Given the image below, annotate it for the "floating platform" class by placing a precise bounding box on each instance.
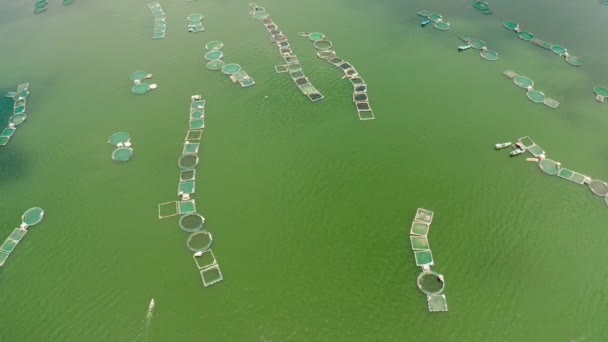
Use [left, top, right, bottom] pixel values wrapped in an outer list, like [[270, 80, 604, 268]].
[[1, 207, 45, 267]]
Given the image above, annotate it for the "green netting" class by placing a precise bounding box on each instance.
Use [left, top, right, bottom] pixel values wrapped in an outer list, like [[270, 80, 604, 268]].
[[132, 83, 151, 95], [570, 172, 586, 185], [221, 63, 241, 75], [191, 100, 206, 109], [178, 154, 199, 170], [200, 264, 223, 287], [593, 86, 608, 97], [178, 200, 196, 214], [540, 42, 552, 49], [9, 229, 27, 242], [480, 50, 498, 61], [14, 106, 25, 114], [22, 207, 44, 226], [205, 41, 224, 50], [0, 251, 9, 266], [428, 294, 448, 312], [589, 180, 608, 197], [0, 137, 9, 146], [254, 11, 269, 20], [517, 31, 534, 41], [186, 231, 213, 252], [415, 208, 434, 224], [558, 168, 574, 180], [179, 213, 205, 233], [503, 21, 519, 30], [434, 22, 450, 31], [112, 147, 134, 162], [189, 119, 205, 129], [544, 98, 559, 109], [551, 45, 567, 56], [130, 71, 149, 82], [62, 0, 75, 5], [193, 249, 216, 269], [308, 32, 324, 41], [410, 222, 429, 237], [204, 50, 223, 61], [178, 181, 196, 195], [410, 236, 430, 251], [16, 90, 29, 100], [0, 239, 18, 253], [514, 76, 534, 88], [414, 250, 434, 266], [240, 78, 255, 87], [417, 271, 445, 295], [190, 110, 204, 119], [527, 90, 546, 103], [9, 114, 27, 126], [527, 145, 544, 157], [313, 40, 332, 50], [187, 13, 203, 21], [1, 128, 16, 138], [469, 39, 486, 50], [539, 159, 559, 175], [428, 13, 442, 22], [35, 0, 47, 8], [473, 1, 489, 9], [189, 25, 205, 33], [566, 56, 582, 66], [108, 132, 130, 146], [180, 169, 196, 182], [153, 32, 165, 40], [183, 142, 200, 154]]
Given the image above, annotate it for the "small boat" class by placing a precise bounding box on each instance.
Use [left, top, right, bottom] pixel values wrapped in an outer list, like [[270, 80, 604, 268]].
[[495, 142, 512, 149], [510, 147, 525, 156], [148, 299, 155, 312], [421, 19, 430, 27], [458, 45, 472, 51]]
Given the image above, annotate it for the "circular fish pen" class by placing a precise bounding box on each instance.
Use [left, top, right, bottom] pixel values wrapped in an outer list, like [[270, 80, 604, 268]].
[[187, 13, 203, 21], [206, 60, 225, 71], [178, 154, 199, 170], [112, 147, 134, 162], [480, 50, 498, 61], [186, 230, 213, 252], [317, 50, 336, 59], [179, 213, 205, 233], [503, 21, 519, 30], [308, 32, 324, 41], [538, 159, 559, 175], [527, 90, 546, 103], [22, 207, 44, 227], [434, 22, 450, 31], [34, 0, 47, 14], [313, 40, 332, 50], [108, 132, 130, 146], [221, 63, 241, 75], [470, 39, 486, 50], [132, 83, 151, 95], [130, 71, 149, 82], [551, 45, 567, 56], [428, 13, 442, 22], [204, 50, 223, 61], [593, 86, 608, 97], [473, 1, 490, 10], [565, 55, 582, 66], [513, 76, 534, 88], [205, 41, 223, 51], [9, 113, 27, 126], [589, 180, 608, 197], [517, 31, 534, 41], [417, 271, 445, 296]]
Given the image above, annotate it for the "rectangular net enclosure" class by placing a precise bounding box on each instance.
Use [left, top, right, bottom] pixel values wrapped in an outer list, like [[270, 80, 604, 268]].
[[191, 100, 206, 109], [518, 136, 535, 148], [0, 250, 9, 266], [275, 65, 288, 73], [427, 294, 448, 312], [0, 239, 18, 253], [543, 98, 559, 109], [558, 168, 574, 180], [527, 144, 545, 157], [178, 181, 196, 195], [414, 250, 434, 266], [189, 119, 205, 129], [178, 200, 197, 214], [410, 235, 430, 251], [358, 110, 375, 121], [158, 201, 179, 219], [458, 35, 471, 42], [570, 172, 587, 185], [417, 10, 432, 17], [414, 208, 434, 224], [185, 129, 203, 141], [183, 142, 200, 154], [200, 264, 223, 287], [193, 249, 217, 269], [180, 169, 196, 182], [502, 70, 519, 79], [17, 83, 29, 92], [8, 228, 27, 242], [410, 221, 430, 236]]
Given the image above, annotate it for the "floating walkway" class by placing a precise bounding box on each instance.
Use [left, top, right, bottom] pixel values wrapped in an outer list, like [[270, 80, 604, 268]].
[[187, 13, 204, 33], [503, 137, 608, 208], [0, 207, 45, 267], [407, 208, 447, 312], [249, 3, 323, 101], [458, 35, 499, 61], [108, 132, 134, 162], [472, 1, 492, 15], [157, 95, 223, 287], [2, 83, 31, 146], [417, 10, 450, 31], [148, 3, 166, 40], [129, 71, 157, 95], [503, 21, 581, 67], [502, 70, 559, 108], [299, 32, 374, 120], [593, 86, 608, 103], [204, 41, 255, 88]]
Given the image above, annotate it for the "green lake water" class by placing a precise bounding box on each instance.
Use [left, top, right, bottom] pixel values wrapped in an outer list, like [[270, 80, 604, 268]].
[[1, 0, 608, 340]]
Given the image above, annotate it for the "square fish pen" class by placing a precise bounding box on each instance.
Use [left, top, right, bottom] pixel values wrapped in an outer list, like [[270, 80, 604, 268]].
[[410, 235, 430, 251], [158, 201, 179, 219], [414, 250, 434, 267], [193, 249, 217, 269], [183, 142, 200, 154], [180, 169, 196, 182], [414, 208, 434, 224], [518, 136, 536, 148], [526, 144, 545, 157], [178, 181, 196, 195], [185, 129, 203, 141], [410, 221, 430, 236], [427, 294, 448, 312], [178, 199, 197, 214], [200, 264, 224, 287], [0, 228, 28, 266]]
